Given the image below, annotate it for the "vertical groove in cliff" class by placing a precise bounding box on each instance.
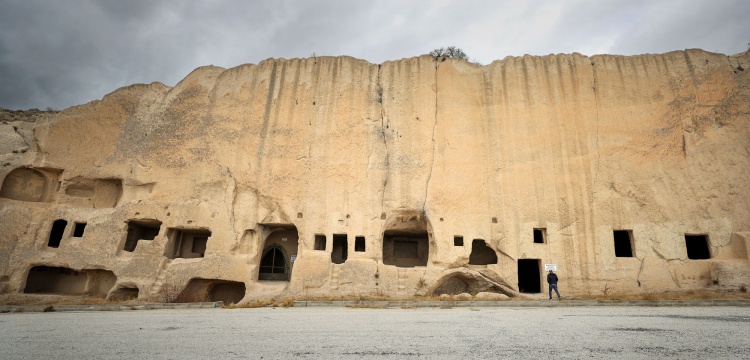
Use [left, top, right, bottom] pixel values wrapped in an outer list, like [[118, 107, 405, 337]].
[[423, 58, 438, 212], [480, 66, 500, 240], [377, 64, 389, 214], [225, 167, 238, 241], [256, 60, 279, 166], [591, 57, 601, 199]]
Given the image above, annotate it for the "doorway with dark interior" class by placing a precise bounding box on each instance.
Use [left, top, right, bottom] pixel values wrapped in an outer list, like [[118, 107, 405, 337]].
[[331, 234, 348, 264], [517, 259, 541, 293]]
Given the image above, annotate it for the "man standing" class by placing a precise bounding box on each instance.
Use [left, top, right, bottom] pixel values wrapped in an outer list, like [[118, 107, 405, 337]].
[[547, 269, 561, 300]]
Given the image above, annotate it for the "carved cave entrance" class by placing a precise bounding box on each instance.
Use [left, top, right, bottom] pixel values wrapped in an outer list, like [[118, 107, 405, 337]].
[[123, 219, 162, 252], [685, 234, 711, 260], [258, 225, 298, 281], [24, 266, 117, 297], [178, 278, 246, 304], [47, 219, 68, 248], [381, 210, 432, 268], [165, 228, 211, 259], [614, 230, 634, 257], [331, 234, 348, 264], [468, 239, 498, 265], [383, 231, 429, 267], [517, 259, 541, 293], [259, 245, 289, 281]]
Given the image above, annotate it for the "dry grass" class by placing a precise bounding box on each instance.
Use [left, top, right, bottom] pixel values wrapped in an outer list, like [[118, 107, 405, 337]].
[[416, 277, 427, 290], [576, 289, 750, 301], [438, 298, 457, 309], [415, 293, 516, 302], [0, 294, 145, 306], [349, 303, 387, 309], [159, 281, 185, 303], [297, 293, 394, 302], [224, 297, 295, 309], [225, 299, 275, 309], [7, 287, 748, 308], [173, 291, 209, 304]]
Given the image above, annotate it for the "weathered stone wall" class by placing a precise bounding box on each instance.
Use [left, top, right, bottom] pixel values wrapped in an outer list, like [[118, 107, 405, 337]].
[[1, 49, 749, 301]]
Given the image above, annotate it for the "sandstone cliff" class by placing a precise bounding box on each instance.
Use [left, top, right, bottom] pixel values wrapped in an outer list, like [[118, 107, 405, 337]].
[[1, 49, 749, 303]]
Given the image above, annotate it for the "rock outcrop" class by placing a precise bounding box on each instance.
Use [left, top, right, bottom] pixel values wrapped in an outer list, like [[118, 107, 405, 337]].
[[1, 49, 749, 302]]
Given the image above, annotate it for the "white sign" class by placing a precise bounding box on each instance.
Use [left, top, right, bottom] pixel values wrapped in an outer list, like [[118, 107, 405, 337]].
[[290, 255, 297, 263], [544, 264, 557, 272]]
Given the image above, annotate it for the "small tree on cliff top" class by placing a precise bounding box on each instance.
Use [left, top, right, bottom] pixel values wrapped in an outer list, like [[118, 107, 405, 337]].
[[430, 46, 469, 60]]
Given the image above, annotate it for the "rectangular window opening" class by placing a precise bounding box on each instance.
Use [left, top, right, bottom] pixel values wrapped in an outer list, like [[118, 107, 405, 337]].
[[165, 228, 212, 259], [454, 236, 464, 246], [613, 230, 634, 257], [72, 222, 87, 237], [685, 234, 711, 260], [314, 234, 326, 251], [123, 220, 162, 252], [354, 236, 366, 252], [47, 219, 68, 248], [533, 228, 546, 244]]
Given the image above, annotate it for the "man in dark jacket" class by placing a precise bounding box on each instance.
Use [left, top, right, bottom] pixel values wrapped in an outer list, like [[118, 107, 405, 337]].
[[547, 269, 561, 300]]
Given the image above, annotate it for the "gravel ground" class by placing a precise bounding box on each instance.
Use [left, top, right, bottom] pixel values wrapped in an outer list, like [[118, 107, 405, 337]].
[[2, 306, 749, 359]]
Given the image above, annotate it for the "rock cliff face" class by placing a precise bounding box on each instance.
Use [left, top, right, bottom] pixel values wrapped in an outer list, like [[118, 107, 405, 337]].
[[1, 49, 749, 302]]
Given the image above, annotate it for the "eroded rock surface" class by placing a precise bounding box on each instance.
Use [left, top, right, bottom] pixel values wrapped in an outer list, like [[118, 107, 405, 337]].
[[1, 49, 749, 303]]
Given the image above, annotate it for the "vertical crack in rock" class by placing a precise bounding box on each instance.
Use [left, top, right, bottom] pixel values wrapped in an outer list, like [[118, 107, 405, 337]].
[[635, 256, 646, 287], [590, 57, 601, 200], [636, 250, 683, 289], [224, 167, 239, 241], [423, 59, 438, 212], [377, 64, 389, 213]]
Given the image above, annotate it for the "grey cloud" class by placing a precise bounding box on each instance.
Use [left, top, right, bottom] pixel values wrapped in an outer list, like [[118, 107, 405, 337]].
[[0, 0, 747, 110], [611, 0, 750, 55]]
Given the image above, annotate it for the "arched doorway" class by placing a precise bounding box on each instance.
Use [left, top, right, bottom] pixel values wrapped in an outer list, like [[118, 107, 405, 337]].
[[258, 245, 289, 281], [257, 225, 299, 281]]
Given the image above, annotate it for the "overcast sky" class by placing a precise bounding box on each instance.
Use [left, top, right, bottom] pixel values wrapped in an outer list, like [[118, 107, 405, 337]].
[[1, 0, 748, 110]]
